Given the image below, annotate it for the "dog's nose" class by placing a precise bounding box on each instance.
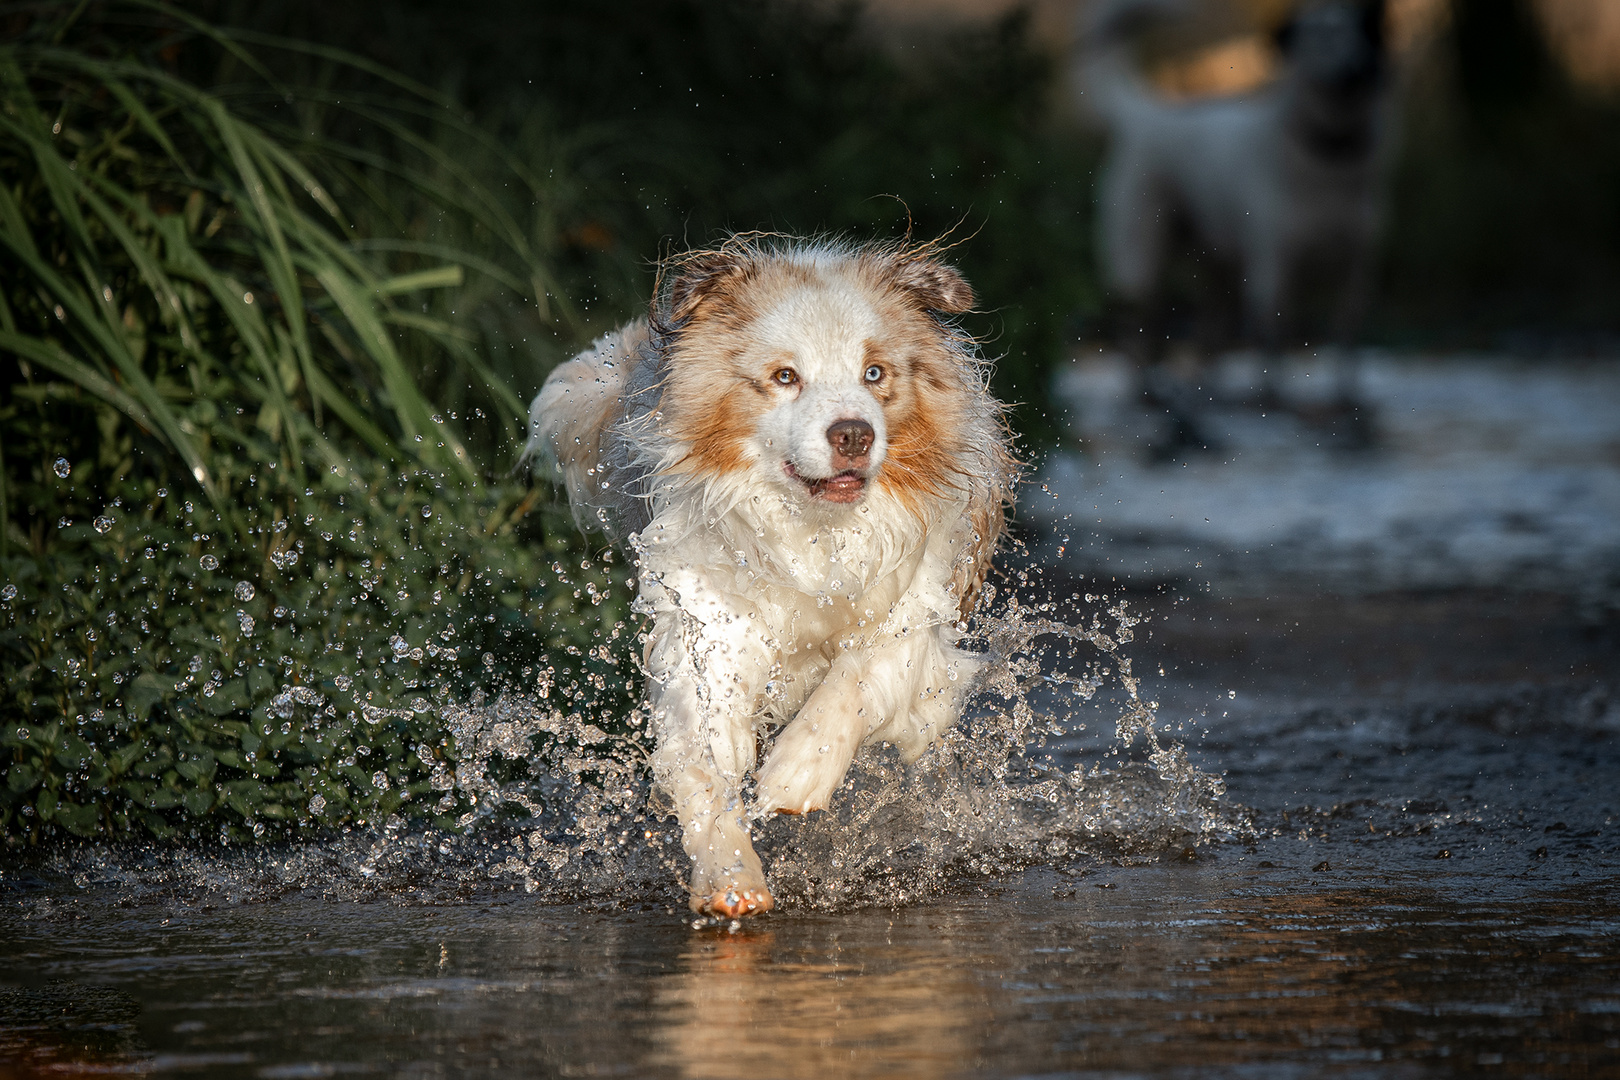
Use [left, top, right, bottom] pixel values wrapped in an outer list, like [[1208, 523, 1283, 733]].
[[826, 418, 874, 463]]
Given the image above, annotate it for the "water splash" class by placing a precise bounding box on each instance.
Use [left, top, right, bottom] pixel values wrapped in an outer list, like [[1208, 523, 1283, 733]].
[[21, 590, 1240, 914], [751, 600, 1235, 911]]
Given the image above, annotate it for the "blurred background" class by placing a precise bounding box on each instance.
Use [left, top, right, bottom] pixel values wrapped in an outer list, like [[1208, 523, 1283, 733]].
[[197, 0, 1620, 425], [8, 0, 1619, 490]]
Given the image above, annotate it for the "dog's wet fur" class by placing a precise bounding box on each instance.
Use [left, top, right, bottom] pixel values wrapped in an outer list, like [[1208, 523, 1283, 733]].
[[528, 236, 1016, 917]]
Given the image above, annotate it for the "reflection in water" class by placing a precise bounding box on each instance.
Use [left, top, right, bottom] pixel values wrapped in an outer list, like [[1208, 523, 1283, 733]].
[[653, 928, 981, 1080], [0, 982, 146, 1078], [1, 869, 1618, 1077]]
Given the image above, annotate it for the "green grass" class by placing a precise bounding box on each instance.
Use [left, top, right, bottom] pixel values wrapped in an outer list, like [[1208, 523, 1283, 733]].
[[0, 3, 632, 845]]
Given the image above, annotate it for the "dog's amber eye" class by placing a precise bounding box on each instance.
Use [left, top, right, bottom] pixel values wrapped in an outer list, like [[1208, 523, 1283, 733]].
[[773, 368, 799, 386], [864, 364, 884, 384]]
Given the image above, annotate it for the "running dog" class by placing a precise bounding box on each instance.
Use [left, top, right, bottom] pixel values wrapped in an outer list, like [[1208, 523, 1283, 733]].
[[527, 236, 1017, 917]]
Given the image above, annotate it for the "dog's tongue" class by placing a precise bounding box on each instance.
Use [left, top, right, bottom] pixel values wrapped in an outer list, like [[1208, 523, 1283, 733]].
[[810, 471, 866, 502]]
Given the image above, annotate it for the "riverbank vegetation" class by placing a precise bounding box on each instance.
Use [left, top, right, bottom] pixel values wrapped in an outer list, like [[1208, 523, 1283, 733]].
[[0, 4, 633, 844], [0, 0, 1093, 845]]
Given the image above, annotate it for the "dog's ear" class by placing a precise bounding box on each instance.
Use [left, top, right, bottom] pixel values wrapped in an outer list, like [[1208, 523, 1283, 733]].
[[888, 257, 975, 314], [669, 251, 752, 324]]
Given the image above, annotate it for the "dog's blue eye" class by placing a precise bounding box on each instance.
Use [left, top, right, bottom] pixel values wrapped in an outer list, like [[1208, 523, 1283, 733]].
[[864, 364, 883, 383], [774, 368, 798, 386]]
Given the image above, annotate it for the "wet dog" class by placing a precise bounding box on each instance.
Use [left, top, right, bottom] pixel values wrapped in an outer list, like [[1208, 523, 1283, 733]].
[[527, 236, 1017, 917], [1079, 0, 1392, 442]]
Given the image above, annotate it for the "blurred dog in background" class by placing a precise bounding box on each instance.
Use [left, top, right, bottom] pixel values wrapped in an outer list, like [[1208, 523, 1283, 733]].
[[1078, 0, 1393, 451]]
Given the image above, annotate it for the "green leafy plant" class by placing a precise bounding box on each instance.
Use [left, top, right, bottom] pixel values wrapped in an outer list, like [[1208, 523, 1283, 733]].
[[0, 4, 633, 845]]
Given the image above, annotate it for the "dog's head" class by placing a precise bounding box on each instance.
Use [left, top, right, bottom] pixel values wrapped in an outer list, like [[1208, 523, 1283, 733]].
[[651, 237, 982, 514], [1276, 0, 1386, 95]]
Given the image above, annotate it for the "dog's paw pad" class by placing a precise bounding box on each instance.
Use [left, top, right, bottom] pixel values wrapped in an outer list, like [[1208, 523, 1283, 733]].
[[697, 887, 775, 919]]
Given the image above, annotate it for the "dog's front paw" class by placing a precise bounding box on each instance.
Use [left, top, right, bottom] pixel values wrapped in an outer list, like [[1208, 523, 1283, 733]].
[[753, 721, 857, 816], [685, 812, 774, 917], [695, 886, 775, 919]]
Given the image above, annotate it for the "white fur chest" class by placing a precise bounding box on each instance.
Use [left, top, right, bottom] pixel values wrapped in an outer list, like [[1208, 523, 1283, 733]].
[[639, 482, 942, 624]]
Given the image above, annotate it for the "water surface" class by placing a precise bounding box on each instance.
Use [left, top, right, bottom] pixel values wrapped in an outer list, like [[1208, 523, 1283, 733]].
[[4, 589, 1618, 1078]]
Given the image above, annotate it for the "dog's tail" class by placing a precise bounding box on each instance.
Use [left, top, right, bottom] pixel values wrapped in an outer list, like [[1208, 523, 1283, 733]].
[[1075, 0, 1184, 126], [525, 319, 648, 532]]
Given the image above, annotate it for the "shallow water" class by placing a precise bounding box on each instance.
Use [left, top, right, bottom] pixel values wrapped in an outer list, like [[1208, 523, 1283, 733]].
[[1040, 351, 1620, 601], [4, 589, 1619, 1077], [5, 865, 1618, 1079]]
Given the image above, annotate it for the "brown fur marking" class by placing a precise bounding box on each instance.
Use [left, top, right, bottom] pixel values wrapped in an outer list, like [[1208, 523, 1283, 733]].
[[654, 238, 1016, 584]]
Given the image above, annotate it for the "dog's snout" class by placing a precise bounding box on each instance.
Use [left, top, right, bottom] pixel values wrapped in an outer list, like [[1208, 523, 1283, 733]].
[[827, 418, 874, 462]]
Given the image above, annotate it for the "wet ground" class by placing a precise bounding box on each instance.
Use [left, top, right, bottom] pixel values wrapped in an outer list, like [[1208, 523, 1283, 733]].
[[3, 585, 1617, 1079]]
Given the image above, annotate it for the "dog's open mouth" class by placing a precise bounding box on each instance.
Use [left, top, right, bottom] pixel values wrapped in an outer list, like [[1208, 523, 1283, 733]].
[[784, 462, 867, 503]]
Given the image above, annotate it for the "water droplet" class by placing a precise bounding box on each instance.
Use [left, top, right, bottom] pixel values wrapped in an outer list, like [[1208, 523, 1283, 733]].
[[421, 505, 432, 518], [308, 795, 327, 815], [53, 458, 71, 479], [199, 554, 219, 571], [334, 675, 353, 691], [235, 581, 256, 602], [371, 771, 390, 790], [93, 515, 116, 534], [390, 635, 410, 657], [236, 612, 255, 636], [0, 585, 14, 601]]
